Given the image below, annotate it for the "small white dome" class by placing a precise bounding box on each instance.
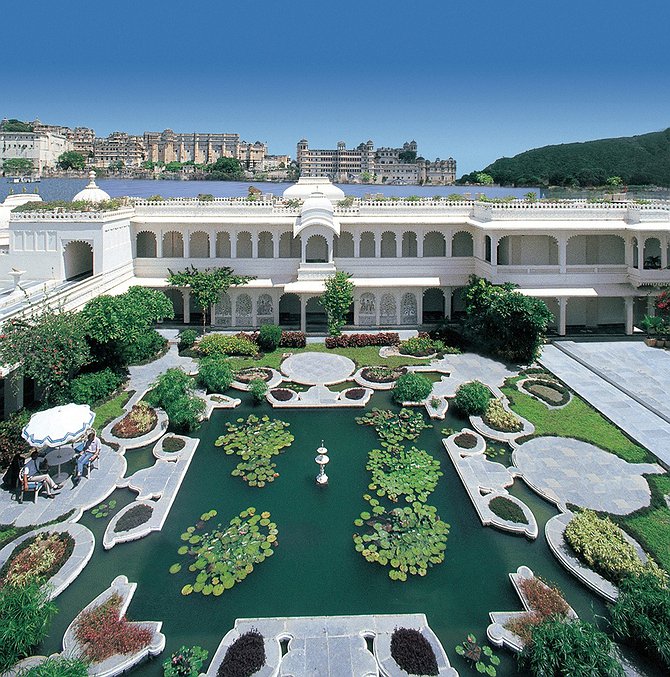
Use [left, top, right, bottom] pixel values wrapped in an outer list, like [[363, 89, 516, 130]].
[[72, 171, 111, 203], [302, 191, 334, 214], [283, 177, 345, 202]]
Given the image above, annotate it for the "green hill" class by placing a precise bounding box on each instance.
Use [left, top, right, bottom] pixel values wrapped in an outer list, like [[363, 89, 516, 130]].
[[463, 128, 670, 187]]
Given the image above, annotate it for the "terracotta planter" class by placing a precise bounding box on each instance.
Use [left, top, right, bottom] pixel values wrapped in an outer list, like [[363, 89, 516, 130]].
[[656, 339, 666, 348], [645, 337, 657, 347]]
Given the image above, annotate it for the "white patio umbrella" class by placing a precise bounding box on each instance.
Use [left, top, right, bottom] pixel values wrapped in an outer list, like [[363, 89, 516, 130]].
[[22, 403, 95, 448]]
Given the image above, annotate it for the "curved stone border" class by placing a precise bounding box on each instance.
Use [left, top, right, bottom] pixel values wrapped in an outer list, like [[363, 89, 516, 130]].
[[424, 396, 448, 420], [266, 387, 299, 405], [63, 575, 165, 677], [353, 367, 398, 391], [516, 377, 572, 409], [281, 352, 356, 386], [204, 627, 281, 677], [103, 437, 199, 549], [444, 433, 538, 539], [231, 368, 283, 391], [102, 407, 169, 451], [339, 387, 374, 406], [267, 385, 373, 408], [470, 403, 534, 443], [0, 522, 94, 600], [202, 393, 241, 419], [487, 565, 578, 654], [450, 429, 487, 456]]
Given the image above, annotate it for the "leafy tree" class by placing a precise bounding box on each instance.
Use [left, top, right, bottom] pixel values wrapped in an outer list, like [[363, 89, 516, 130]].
[[521, 618, 623, 677], [0, 582, 58, 671], [142, 160, 156, 170], [475, 172, 494, 185], [167, 266, 253, 332], [146, 368, 204, 432], [2, 158, 34, 175], [0, 307, 90, 404], [205, 157, 244, 180], [197, 357, 234, 393], [398, 150, 417, 163], [0, 119, 34, 132], [249, 378, 268, 403], [463, 276, 553, 363], [57, 151, 86, 170], [606, 175, 623, 189], [165, 161, 184, 172], [108, 160, 124, 171], [320, 271, 354, 336]]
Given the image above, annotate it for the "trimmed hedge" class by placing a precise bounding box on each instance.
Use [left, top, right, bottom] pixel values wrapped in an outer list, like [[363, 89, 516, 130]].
[[258, 324, 282, 352], [69, 368, 125, 406], [489, 496, 528, 524], [325, 332, 400, 348], [454, 381, 491, 416], [278, 331, 306, 348], [392, 372, 433, 403], [197, 334, 258, 357]]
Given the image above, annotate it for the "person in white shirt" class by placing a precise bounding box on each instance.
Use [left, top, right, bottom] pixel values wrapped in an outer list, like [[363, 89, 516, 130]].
[[22, 451, 62, 498]]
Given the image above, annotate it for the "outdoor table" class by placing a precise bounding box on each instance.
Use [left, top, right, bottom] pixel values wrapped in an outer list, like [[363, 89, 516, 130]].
[[45, 446, 76, 484]]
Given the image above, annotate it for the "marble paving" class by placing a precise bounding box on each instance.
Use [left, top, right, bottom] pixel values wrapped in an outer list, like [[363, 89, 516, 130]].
[[281, 352, 356, 385], [540, 343, 670, 467], [513, 437, 663, 514]]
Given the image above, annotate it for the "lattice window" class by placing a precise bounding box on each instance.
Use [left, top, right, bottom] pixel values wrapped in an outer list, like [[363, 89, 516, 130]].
[[380, 293, 397, 324], [257, 294, 273, 318], [359, 293, 376, 326], [215, 293, 232, 327], [401, 293, 417, 325], [235, 294, 252, 323]]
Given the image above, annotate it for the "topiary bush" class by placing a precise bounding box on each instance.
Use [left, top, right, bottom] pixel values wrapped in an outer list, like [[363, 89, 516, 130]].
[[248, 379, 268, 403], [217, 630, 265, 677], [257, 324, 282, 352], [390, 628, 438, 676], [178, 329, 199, 352], [454, 381, 491, 416], [68, 368, 125, 406], [197, 334, 258, 357], [198, 357, 234, 393], [392, 373, 433, 403]]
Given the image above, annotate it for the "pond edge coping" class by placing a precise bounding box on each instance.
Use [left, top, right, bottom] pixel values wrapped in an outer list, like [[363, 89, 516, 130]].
[[62, 575, 165, 677], [230, 367, 283, 391], [0, 522, 95, 600], [101, 407, 168, 452]]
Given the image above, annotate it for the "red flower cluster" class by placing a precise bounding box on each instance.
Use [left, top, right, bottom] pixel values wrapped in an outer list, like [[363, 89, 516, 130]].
[[325, 332, 400, 348], [656, 290, 670, 316]]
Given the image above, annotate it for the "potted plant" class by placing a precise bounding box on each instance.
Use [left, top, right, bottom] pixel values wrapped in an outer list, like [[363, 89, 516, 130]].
[[657, 322, 670, 349], [640, 315, 663, 347]]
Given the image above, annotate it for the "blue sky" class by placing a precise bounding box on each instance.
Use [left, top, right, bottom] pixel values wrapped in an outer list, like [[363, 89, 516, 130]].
[[5, 0, 669, 173]]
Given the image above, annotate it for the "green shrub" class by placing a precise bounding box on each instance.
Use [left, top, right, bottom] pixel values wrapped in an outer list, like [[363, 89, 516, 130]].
[[69, 368, 125, 406], [483, 399, 523, 432], [146, 368, 204, 432], [454, 381, 491, 416], [17, 656, 89, 677], [0, 581, 58, 671], [0, 410, 31, 468], [120, 329, 167, 365], [258, 324, 282, 352], [198, 358, 234, 393], [564, 510, 666, 584], [249, 378, 268, 403], [178, 329, 199, 351], [167, 396, 206, 432], [398, 336, 446, 357], [392, 373, 433, 403], [521, 618, 623, 677], [197, 334, 258, 357], [610, 572, 670, 669]]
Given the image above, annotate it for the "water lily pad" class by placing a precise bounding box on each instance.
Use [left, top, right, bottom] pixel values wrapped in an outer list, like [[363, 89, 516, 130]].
[[169, 563, 182, 574]]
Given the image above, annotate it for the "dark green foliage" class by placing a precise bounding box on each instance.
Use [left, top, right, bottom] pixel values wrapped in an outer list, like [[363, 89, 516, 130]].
[[488, 496, 528, 524], [17, 656, 89, 677], [392, 373, 433, 403], [162, 436, 186, 452], [0, 410, 31, 468], [257, 324, 282, 352], [521, 618, 623, 677], [248, 379, 268, 403], [390, 628, 438, 676], [1, 119, 34, 132], [217, 630, 265, 677], [320, 271, 354, 336], [68, 368, 125, 406], [0, 581, 58, 670], [13, 199, 122, 212], [114, 504, 154, 533], [163, 645, 208, 677], [610, 572, 670, 669], [463, 276, 553, 363], [205, 157, 245, 181], [178, 329, 199, 351], [398, 336, 448, 357], [477, 127, 670, 187], [454, 381, 491, 416], [146, 368, 205, 432], [57, 151, 86, 170], [167, 396, 206, 432], [198, 358, 234, 393], [120, 329, 166, 365]]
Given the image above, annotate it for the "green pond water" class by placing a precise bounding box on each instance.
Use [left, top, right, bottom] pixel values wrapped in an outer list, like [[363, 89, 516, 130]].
[[38, 391, 662, 676]]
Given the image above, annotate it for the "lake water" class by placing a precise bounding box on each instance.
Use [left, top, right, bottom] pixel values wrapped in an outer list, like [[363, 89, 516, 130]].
[[0, 178, 540, 203]]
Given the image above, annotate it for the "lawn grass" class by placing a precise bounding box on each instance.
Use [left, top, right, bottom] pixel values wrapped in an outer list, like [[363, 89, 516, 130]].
[[621, 474, 670, 572], [93, 391, 132, 431], [228, 344, 430, 371], [501, 377, 649, 464]]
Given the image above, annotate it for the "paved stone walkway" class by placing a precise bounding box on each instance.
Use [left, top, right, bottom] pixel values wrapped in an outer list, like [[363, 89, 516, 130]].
[[514, 437, 663, 514], [540, 344, 670, 467], [281, 352, 355, 385], [427, 353, 517, 398]]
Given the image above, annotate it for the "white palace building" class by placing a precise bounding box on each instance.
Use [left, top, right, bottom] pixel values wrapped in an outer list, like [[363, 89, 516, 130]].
[[2, 175, 670, 342]]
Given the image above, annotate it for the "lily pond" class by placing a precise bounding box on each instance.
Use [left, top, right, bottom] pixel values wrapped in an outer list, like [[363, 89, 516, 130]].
[[37, 390, 662, 676]]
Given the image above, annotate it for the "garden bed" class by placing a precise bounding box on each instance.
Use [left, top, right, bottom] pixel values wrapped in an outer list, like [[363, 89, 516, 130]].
[[521, 379, 570, 407], [360, 366, 406, 383], [390, 627, 439, 676], [114, 504, 154, 534], [344, 388, 366, 400], [234, 367, 274, 384], [0, 531, 74, 587], [488, 496, 529, 525], [161, 436, 186, 453], [216, 630, 266, 677], [454, 432, 478, 449], [111, 403, 157, 438], [269, 388, 293, 402]]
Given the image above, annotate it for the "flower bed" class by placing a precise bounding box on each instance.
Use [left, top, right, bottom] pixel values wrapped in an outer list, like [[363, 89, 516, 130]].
[[214, 415, 294, 487], [269, 388, 293, 402], [216, 630, 266, 677], [521, 379, 570, 406], [0, 532, 74, 587], [356, 408, 432, 443], [390, 628, 439, 676], [564, 510, 665, 584], [235, 367, 273, 384], [74, 592, 154, 663], [454, 432, 478, 449], [325, 332, 400, 348], [197, 334, 258, 357], [488, 496, 528, 525], [111, 403, 157, 438], [398, 336, 446, 357], [482, 399, 523, 433], [162, 436, 186, 452], [360, 366, 406, 383], [114, 505, 154, 533], [170, 508, 277, 596]]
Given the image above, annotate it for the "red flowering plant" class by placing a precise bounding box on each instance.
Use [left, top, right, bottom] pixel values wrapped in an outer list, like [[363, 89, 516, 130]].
[[655, 289, 670, 319]]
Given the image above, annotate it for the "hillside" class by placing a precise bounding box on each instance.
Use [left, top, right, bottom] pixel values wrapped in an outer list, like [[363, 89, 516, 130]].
[[465, 128, 670, 187]]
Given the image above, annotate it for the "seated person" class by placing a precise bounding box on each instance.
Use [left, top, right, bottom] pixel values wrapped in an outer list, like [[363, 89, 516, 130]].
[[74, 431, 101, 482], [22, 451, 62, 498]]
